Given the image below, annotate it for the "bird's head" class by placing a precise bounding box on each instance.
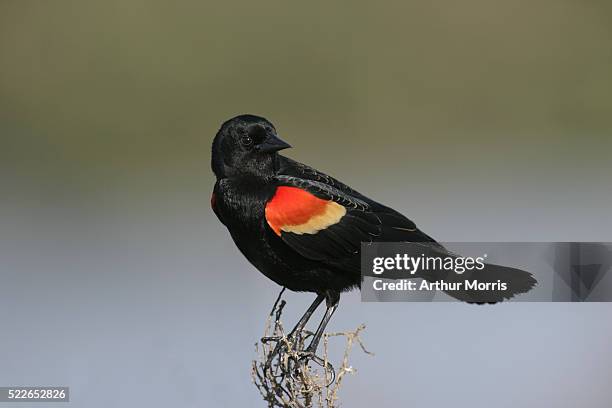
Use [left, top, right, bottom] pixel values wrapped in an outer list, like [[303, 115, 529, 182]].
[[211, 114, 291, 179]]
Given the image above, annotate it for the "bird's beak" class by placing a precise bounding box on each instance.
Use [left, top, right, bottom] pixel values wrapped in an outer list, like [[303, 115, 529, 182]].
[[257, 133, 292, 153]]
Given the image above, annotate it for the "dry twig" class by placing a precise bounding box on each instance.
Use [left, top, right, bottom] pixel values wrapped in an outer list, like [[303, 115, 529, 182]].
[[252, 289, 373, 407]]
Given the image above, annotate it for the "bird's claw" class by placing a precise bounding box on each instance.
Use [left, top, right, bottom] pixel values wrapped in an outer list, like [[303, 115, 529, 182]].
[[296, 349, 316, 361], [297, 349, 336, 385], [263, 333, 299, 377], [262, 334, 336, 385]]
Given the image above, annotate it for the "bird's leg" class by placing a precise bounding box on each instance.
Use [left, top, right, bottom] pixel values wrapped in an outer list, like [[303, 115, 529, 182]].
[[262, 294, 325, 374], [301, 291, 340, 356], [288, 294, 325, 339], [297, 291, 340, 384], [261, 293, 324, 344]]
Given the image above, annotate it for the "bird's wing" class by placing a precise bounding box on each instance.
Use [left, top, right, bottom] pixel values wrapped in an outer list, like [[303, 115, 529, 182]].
[[277, 156, 367, 199], [265, 175, 440, 273]]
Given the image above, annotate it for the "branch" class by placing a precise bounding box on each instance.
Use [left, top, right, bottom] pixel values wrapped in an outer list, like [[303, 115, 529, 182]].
[[251, 290, 373, 407]]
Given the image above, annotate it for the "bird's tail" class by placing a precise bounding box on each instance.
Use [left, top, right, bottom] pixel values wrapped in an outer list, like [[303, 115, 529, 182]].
[[363, 242, 537, 303], [424, 262, 537, 303]]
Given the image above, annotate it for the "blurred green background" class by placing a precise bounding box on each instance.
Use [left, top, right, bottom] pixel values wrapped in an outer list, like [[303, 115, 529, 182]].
[[2, 0, 611, 194], [1, 2, 612, 407]]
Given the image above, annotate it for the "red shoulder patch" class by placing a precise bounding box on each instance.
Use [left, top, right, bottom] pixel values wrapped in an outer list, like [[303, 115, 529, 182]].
[[265, 186, 346, 236], [211, 192, 217, 211]]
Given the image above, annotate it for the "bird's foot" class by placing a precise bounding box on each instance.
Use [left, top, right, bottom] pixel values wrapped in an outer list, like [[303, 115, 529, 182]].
[[297, 349, 336, 385], [262, 332, 302, 377], [261, 336, 336, 386]]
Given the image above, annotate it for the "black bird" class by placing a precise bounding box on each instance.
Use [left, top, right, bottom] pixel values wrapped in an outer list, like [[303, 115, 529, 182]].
[[211, 114, 536, 355]]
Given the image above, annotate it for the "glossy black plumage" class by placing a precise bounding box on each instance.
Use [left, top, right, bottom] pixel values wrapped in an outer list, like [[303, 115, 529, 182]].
[[211, 115, 536, 309]]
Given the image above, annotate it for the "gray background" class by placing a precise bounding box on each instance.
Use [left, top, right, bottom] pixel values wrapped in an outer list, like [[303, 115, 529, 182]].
[[1, 1, 611, 407]]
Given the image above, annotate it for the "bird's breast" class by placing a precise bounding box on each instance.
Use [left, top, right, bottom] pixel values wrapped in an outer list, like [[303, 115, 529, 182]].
[[214, 178, 274, 235]]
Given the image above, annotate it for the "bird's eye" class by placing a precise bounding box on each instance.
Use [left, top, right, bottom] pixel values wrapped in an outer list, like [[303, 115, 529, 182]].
[[241, 135, 253, 147]]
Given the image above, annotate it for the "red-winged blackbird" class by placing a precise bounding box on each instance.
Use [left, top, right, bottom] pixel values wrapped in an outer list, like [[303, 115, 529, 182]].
[[211, 114, 536, 354]]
